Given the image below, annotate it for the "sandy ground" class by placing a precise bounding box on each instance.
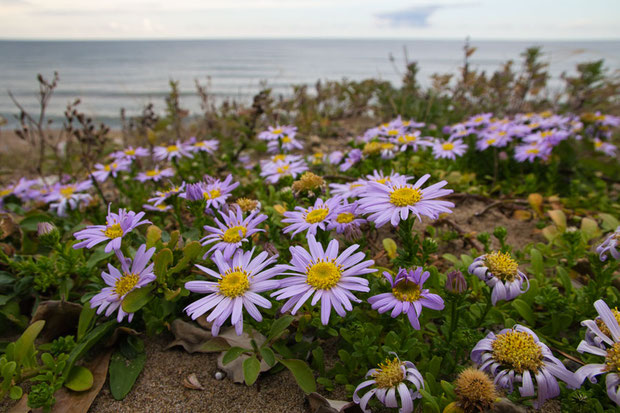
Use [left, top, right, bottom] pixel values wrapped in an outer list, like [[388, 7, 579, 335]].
[[89, 336, 307, 413]]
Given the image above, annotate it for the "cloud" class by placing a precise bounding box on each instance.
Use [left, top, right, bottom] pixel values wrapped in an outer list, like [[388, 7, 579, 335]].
[[375, 5, 440, 27], [375, 3, 476, 28]]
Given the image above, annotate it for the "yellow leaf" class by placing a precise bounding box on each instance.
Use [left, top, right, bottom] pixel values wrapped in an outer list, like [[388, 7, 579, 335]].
[[513, 210, 532, 221], [527, 193, 543, 216], [274, 204, 286, 214], [382, 238, 397, 259], [548, 210, 566, 230]]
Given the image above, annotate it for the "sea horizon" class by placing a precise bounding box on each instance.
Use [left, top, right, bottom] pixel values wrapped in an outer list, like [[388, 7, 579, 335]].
[[1, 38, 618, 128]]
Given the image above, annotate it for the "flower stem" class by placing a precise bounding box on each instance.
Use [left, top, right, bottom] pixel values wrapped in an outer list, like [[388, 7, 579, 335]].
[[475, 290, 493, 328]]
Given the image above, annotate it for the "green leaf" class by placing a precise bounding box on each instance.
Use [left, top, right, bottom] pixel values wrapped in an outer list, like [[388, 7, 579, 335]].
[[599, 213, 620, 232], [9, 385, 22, 400], [86, 249, 113, 269], [40, 353, 54, 368], [63, 320, 115, 377], [169, 241, 204, 275], [2, 361, 16, 379], [198, 337, 230, 353], [14, 320, 45, 368], [77, 304, 97, 341], [440, 380, 455, 399], [121, 284, 155, 313], [419, 388, 440, 413], [19, 214, 50, 232], [242, 357, 261, 386], [154, 248, 173, 282], [0, 271, 15, 286], [267, 315, 294, 341], [260, 347, 276, 367], [512, 299, 535, 325], [442, 253, 460, 266], [166, 230, 180, 250], [222, 346, 246, 365], [557, 267, 573, 294], [109, 349, 146, 400], [460, 254, 473, 268], [428, 356, 442, 378], [64, 365, 94, 391], [146, 225, 162, 249], [278, 358, 316, 393], [529, 249, 544, 277]]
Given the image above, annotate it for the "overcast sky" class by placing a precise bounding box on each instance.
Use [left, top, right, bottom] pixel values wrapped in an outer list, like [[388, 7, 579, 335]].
[[0, 0, 619, 40]]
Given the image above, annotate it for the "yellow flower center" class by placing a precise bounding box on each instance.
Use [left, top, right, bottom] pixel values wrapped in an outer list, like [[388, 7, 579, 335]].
[[282, 136, 291, 143], [596, 308, 620, 338], [115, 273, 140, 297], [306, 260, 342, 290], [218, 269, 250, 297], [363, 141, 382, 155], [272, 154, 287, 162], [498, 131, 507, 136], [204, 189, 221, 200], [124, 149, 136, 155], [336, 212, 355, 224], [305, 208, 329, 224], [606, 342, 620, 373], [491, 330, 543, 374], [389, 187, 423, 207], [529, 122, 540, 129], [442, 142, 455, 151], [371, 358, 405, 388], [595, 140, 603, 148], [103, 223, 124, 239], [194, 141, 205, 147], [104, 164, 111, 171], [277, 165, 290, 174], [486, 138, 496, 145], [526, 148, 539, 154], [376, 178, 389, 184], [166, 145, 178, 152], [60, 186, 75, 198], [540, 131, 553, 138], [381, 143, 395, 150], [156, 205, 167, 210], [271, 128, 283, 135], [222, 225, 247, 243], [392, 280, 421, 302], [0, 188, 12, 197], [474, 116, 484, 123], [485, 251, 518, 281], [387, 129, 399, 136], [145, 169, 159, 177]]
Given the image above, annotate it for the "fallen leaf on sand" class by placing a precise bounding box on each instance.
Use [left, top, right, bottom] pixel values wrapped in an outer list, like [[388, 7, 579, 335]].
[[307, 392, 362, 413], [31, 300, 83, 341], [183, 373, 205, 390]]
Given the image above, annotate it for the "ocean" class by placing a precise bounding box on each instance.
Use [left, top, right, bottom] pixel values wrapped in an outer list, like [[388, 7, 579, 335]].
[[0, 39, 618, 127]]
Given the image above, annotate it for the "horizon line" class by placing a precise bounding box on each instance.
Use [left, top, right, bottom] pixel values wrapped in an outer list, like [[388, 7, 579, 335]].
[[1, 36, 619, 42]]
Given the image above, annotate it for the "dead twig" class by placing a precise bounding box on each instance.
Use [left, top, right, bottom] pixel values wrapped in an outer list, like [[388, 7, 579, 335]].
[[474, 199, 529, 217], [433, 218, 484, 251]]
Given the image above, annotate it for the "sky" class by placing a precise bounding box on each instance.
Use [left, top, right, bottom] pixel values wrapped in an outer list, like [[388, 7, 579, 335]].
[[0, 0, 619, 40]]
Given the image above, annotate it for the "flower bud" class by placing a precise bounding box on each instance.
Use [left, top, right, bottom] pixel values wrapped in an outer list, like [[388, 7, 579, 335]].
[[184, 183, 204, 202], [38, 222, 60, 246], [446, 270, 467, 294]]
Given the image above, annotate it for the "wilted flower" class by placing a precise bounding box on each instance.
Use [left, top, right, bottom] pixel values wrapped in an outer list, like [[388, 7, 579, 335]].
[[234, 198, 261, 213], [471, 325, 578, 408], [450, 368, 498, 413], [90, 244, 156, 323], [596, 226, 620, 261], [368, 267, 444, 329], [468, 251, 528, 305], [352, 355, 424, 413], [291, 172, 325, 196], [272, 234, 375, 325], [575, 299, 620, 405], [74, 205, 150, 252], [185, 248, 282, 336]]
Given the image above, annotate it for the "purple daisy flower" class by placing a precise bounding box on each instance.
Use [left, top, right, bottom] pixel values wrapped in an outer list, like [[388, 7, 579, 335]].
[[357, 174, 454, 227], [597, 226, 620, 262], [271, 234, 375, 325], [267, 134, 303, 153], [147, 183, 186, 206], [393, 131, 431, 152], [339, 149, 362, 172], [136, 167, 175, 183], [188, 137, 219, 154], [282, 197, 343, 237], [110, 146, 149, 161], [471, 325, 578, 408], [432, 138, 468, 160], [328, 150, 344, 165], [594, 138, 617, 157], [74, 205, 150, 252], [91, 159, 131, 182], [201, 206, 267, 259], [329, 180, 366, 199], [368, 267, 444, 330], [44, 180, 92, 217], [260, 159, 308, 184], [153, 140, 194, 161], [143, 203, 172, 212], [465, 113, 493, 128], [181, 174, 240, 210], [468, 251, 529, 305], [258, 125, 297, 141], [353, 355, 424, 413], [90, 244, 156, 323], [326, 200, 366, 235], [575, 299, 620, 405], [514, 142, 552, 163], [185, 248, 282, 336]]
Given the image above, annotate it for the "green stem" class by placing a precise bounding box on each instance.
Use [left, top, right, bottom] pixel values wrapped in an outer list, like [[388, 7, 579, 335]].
[[447, 296, 460, 341], [173, 197, 186, 232], [476, 290, 493, 328]]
